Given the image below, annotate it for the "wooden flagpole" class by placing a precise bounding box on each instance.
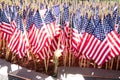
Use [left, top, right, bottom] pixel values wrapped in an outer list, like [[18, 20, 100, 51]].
[[42, 49, 48, 73], [59, 2, 67, 67], [1, 1, 6, 59], [43, 0, 51, 73], [71, 0, 76, 66], [68, 0, 73, 67], [46, 0, 52, 71], [22, 1, 38, 71], [116, 0, 120, 71], [5, 0, 13, 61], [116, 56, 120, 70], [0, 4, 3, 58]]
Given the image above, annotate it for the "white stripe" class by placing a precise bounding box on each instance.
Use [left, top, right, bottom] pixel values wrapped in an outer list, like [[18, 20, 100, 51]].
[[79, 33, 88, 53], [97, 48, 110, 65], [83, 35, 94, 54], [8, 29, 17, 48], [95, 40, 108, 63], [89, 39, 100, 58], [10, 30, 20, 50], [108, 34, 119, 55], [38, 52, 44, 59], [86, 37, 97, 57], [35, 32, 48, 53], [93, 39, 105, 60], [111, 31, 120, 44], [34, 27, 48, 53], [107, 38, 117, 57]]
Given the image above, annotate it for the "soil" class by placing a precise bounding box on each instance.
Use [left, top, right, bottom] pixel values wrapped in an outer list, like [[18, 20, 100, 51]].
[[0, 52, 120, 76]]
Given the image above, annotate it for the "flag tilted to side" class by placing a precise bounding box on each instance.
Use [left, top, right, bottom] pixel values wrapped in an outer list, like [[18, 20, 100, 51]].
[[36, 9, 56, 54], [8, 13, 29, 58], [71, 13, 80, 55], [0, 9, 12, 41], [28, 9, 47, 60], [76, 13, 89, 58], [88, 16, 110, 65], [104, 14, 120, 60], [78, 16, 95, 59], [62, 3, 71, 53]]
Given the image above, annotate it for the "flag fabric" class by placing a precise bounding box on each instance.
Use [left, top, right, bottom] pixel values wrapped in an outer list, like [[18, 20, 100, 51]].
[[52, 4, 61, 37], [37, 5, 64, 59], [50, 5, 64, 57], [52, 5, 60, 24], [78, 16, 95, 59], [62, 3, 70, 51], [34, 9, 61, 59], [88, 16, 110, 65], [75, 10, 82, 34], [16, 14, 29, 58], [9, 5, 16, 22], [104, 14, 120, 60], [8, 13, 28, 58], [76, 13, 89, 58], [26, 10, 34, 50], [71, 13, 80, 54], [63, 3, 69, 29], [112, 4, 118, 26], [52, 5, 60, 17], [27, 10, 47, 59], [34, 10, 56, 55], [74, 10, 83, 57], [0, 2, 120, 63], [117, 15, 120, 34], [44, 9, 56, 37], [0, 9, 12, 41]]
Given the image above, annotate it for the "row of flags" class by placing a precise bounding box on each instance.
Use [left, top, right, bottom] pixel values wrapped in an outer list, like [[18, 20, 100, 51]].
[[0, 2, 120, 66]]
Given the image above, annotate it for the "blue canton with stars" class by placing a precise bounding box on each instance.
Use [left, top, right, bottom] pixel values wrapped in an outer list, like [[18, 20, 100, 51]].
[[104, 14, 114, 34], [33, 10, 43, 29], [16, 13, 24, 33], [93, 16, 106, 41], [44, 10, 56, 24]]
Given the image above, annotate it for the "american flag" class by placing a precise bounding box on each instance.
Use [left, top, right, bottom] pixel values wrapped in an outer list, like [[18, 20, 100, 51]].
[[117, 15, 120, 33], [37, 6, 62, 59], [77, 13, 89, 58], [51, 5, 64, 56], [36, 9, 61, 59], [52, 5, 60, 17], [16, 14, 29, 58], [62, 4, 71, 56], [112, 4, 118, 27], [26, 9, 36, 49], [32, 10, 51, 60], [31, 10, 43, 47], [26, 9, 34, 31], [9, 5, 16, 22], [74, 10, 83, 57], [104, 14, 120, 60], [52, 5, 61, 26], [34, 10, 56, 55], [26, 9, 46, 59], [0, 9, 12, 41], [88, 16, 110, 65], [8, 13, 28, 58], [44, 9, 56, 37], [62, 3, 70, 43], [63, 4, 69, 28], [75, 9, 82, 34], [71, 13, 80, 54], [79, 16, 96, 59]]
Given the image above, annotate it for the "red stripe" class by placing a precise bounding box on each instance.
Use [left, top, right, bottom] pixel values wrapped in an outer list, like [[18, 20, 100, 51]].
[[107, 31, 120, 59], [93, 39, 110, 65]]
